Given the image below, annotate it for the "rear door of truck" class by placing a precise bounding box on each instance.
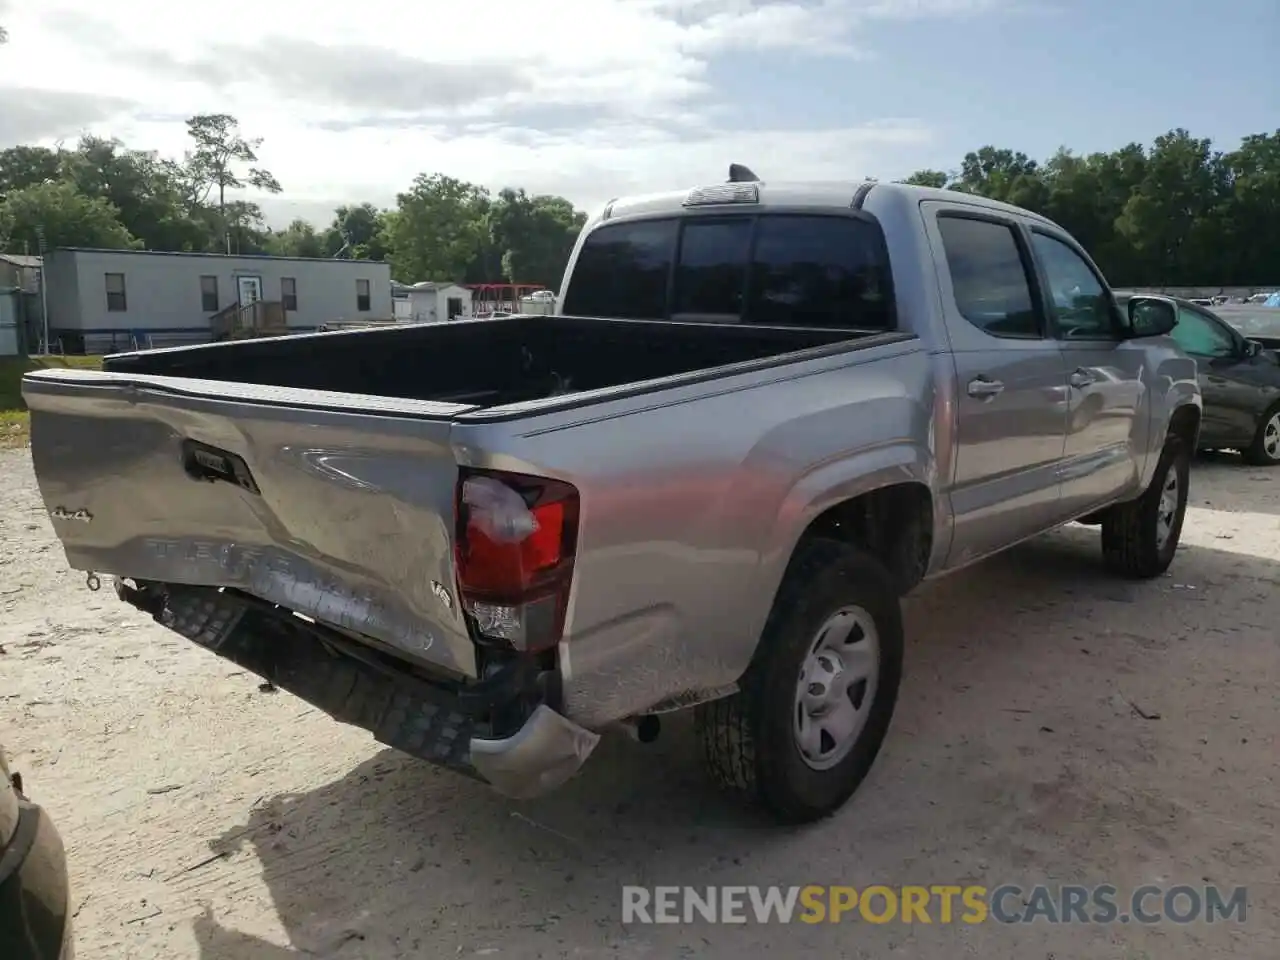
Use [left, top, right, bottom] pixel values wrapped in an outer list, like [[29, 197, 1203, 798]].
[[23, 367, 483, 678]]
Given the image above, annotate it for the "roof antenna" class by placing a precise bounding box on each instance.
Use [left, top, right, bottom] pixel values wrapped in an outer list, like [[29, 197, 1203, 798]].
[[727, 163, 759, 183]]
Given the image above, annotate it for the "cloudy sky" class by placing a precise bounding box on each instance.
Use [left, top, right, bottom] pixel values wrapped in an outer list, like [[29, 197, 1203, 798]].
[[1, 0, 1275, 227]]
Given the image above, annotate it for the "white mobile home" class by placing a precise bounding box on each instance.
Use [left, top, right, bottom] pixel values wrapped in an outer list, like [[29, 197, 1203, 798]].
[[42, 248, 392, 352]]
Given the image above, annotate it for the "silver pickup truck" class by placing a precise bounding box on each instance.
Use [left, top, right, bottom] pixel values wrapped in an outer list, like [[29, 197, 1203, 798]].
[[23, 175, 1201, 824]]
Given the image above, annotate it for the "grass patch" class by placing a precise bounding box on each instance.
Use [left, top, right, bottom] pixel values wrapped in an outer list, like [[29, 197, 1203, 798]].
[[0, 355, 103, 449]]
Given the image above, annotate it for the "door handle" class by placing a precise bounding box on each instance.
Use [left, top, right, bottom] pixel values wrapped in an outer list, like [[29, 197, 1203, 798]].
[[967, 376, 1005, 399], [1069, 369, 1095, 389]]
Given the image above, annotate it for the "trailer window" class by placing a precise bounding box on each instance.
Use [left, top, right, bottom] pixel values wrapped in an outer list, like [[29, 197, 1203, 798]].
[[105, 272, 127, 312], [561, 218, 677, 319], [748, 215, 894, 329], [200, 275, 219, 312]]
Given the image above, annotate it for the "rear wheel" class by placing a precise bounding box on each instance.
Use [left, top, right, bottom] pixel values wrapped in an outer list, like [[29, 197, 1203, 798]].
[[1242, 404, 1280, 466], [696, 540, 903, 824], [1100, 434, 1190, 578]]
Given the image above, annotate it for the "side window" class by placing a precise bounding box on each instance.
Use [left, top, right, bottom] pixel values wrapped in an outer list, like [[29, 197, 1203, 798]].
[[936, 216, 1039, 338], [104, 272, 127, 312], [1173, 307, 1236, 358], [356, 279, 371, 312], [1030, 232, 1115, 339], [672, 218, 752, 320], [747, 215, 894, 329], [200, 275, 219, 312], [561, 218, 677, 319]]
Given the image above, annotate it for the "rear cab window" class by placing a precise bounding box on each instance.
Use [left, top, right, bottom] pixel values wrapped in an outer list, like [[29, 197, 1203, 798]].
[[561, 213, 895, 330]]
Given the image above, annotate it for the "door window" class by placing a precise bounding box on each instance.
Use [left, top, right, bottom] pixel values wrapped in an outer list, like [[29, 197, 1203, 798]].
[[1030, 232, 1115, 339], [1173, 306, 1237, 358], [936, 216, 1040, 337]]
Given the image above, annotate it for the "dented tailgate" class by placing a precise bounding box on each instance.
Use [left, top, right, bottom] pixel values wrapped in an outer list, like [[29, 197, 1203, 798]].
[[23, 368, 482, 678]]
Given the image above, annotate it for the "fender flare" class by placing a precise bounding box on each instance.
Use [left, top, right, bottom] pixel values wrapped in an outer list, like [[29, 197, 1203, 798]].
[[744, 441, 946, 648]]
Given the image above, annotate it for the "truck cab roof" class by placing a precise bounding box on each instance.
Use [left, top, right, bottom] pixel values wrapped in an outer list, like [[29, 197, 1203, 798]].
[[597, 178, 1063, 231]]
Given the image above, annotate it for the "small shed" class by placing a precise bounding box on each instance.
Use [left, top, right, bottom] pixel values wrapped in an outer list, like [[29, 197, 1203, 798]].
[[405, 281, 473, 323], [0, 254, 42, 294]]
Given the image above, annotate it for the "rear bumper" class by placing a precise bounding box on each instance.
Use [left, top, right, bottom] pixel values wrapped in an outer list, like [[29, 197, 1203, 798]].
[[0, 798, 73, 960], [118, 580, 599, 799], [470, 705, 600, 800]]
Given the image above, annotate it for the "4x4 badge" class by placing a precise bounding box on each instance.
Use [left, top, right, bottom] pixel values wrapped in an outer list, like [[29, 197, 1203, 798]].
[[50, 506, 93, 523]]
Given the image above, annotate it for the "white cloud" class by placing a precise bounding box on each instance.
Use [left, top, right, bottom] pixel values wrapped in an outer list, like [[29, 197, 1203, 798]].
[[0, 0, 1003, 224]]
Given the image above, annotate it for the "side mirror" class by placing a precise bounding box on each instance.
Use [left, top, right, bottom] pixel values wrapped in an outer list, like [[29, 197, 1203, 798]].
[[1244, 339, 1264, 358], [1126, 296, 1177, 338]]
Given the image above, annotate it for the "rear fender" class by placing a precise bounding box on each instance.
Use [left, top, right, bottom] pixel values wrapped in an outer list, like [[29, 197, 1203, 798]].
[[745, 441, 946, 652]]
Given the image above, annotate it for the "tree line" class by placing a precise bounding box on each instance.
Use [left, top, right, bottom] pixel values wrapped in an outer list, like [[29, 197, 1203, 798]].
[[0, 114, 588, 289], [899, 129, 1280, 287], [1, 114, 1276, 289]]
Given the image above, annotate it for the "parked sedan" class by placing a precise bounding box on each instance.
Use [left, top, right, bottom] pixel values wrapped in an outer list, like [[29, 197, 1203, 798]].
[[1116, 293, 1280, 465], [0, 745, 72, 959]]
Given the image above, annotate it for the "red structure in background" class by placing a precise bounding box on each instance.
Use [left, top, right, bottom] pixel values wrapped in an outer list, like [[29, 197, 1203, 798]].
[[467, 283, 546, 316]]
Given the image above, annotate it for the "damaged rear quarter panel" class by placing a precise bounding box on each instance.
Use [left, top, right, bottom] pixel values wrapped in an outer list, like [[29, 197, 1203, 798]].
[[454, 339, 936, 727]]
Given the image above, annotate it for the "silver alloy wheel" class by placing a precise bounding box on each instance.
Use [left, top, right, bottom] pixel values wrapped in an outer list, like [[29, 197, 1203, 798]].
[[1264, 413, 1280, 462], [1155, 463, 1180, 551], [793, 606, 880, 771]]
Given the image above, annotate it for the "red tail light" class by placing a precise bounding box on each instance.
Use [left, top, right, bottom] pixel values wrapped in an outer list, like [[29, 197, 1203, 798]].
[[454, 469, 580, 652]]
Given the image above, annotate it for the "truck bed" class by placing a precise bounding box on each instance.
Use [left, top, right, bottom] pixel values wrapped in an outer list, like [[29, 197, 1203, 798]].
[[99, 314, 862, 410], [22, 314, 900, 684]]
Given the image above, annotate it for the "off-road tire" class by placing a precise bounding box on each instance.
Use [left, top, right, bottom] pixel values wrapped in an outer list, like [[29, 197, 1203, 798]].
[[1242, 402, 1280, 466], [1100, 434, 1190, 579], [695, 539, 904, 825]]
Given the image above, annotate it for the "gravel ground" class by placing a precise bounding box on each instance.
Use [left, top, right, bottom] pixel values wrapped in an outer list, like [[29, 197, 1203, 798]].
[[2, 447, 1277, 959]]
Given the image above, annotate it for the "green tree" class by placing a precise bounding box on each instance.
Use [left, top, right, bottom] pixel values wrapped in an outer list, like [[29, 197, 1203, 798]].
[[386, 174, 491, 282], [326, 203, 392, 260], [486, 189, 586, 288], [268, 218, 326, 258], [0, 145, 63, 195], [182, 114, 282, 253], [60, 136, 207, 251], [898, 169, 949, 188], [1219, 131, 1280, 284], [954, 147, 1040, 199], [0, 180, 139, 251], [1114, 129, 1226, 284]]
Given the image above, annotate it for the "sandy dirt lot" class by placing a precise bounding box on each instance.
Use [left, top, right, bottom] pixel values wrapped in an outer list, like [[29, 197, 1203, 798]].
[[2, 447, 1276, 959]]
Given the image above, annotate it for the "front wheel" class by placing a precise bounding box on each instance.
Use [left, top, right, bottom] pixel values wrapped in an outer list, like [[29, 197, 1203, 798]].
[[695, 540, 903, 825], [1242, 404, 1280, 466], [1100, 435, 1190, 578]]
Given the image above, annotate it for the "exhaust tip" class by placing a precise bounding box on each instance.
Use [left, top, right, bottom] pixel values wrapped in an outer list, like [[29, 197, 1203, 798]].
[[634, 714, 661, 744]]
